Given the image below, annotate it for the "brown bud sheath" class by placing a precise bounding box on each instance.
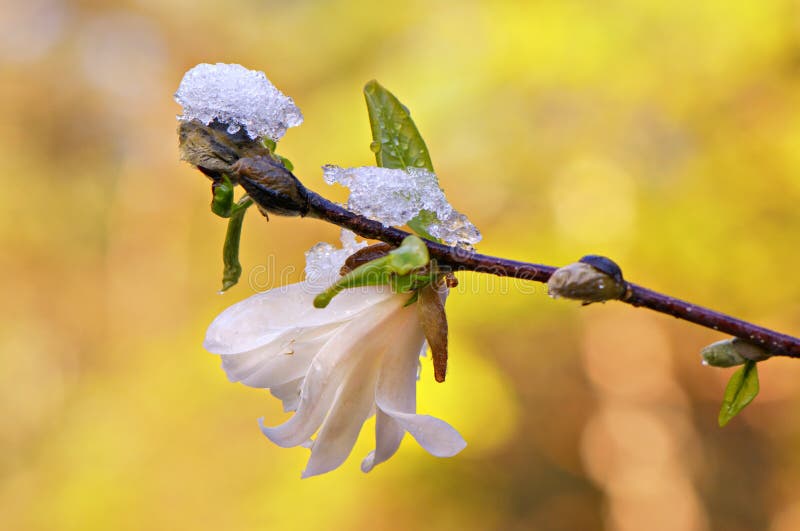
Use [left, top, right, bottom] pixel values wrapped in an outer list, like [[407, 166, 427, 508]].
[[547, 259, 626, 303], [233, 157, 309, 217], [418, 281, 449, 383], [178, 120, 271, 181], [340, 243, 394, 275]]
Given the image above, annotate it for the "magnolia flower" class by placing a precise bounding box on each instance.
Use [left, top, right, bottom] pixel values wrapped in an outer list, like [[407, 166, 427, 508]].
[[203, 239, 466, 478]]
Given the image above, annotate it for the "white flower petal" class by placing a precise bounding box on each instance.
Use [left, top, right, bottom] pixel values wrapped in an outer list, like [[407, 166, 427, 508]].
[[204, 282, 395, 355], [373, 306, 465, 459], [259, 296, 404, 448], [361, 307, 423, 472], [221, 333, 332, 388], [269, 377, 304, 412], [377, 404, 466, 458], [302, 355, 382, 478], [361, 411, 404, 473], [376, 315, 424, 412]]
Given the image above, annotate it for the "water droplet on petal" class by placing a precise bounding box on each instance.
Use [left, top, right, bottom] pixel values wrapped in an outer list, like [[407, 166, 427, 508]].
[[369, 141, 381, 153]]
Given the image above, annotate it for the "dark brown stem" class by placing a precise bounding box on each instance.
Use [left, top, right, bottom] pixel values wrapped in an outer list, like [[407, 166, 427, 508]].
[[305, 191, 800, 359]]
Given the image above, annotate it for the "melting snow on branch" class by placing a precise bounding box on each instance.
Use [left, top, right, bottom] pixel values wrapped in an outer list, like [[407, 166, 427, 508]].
[[174, 63, 303, 141], [323, 165, 482, 246]]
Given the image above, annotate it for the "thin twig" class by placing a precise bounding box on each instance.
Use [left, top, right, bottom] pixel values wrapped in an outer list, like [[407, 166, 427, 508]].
[[305, 191, 800, 359]]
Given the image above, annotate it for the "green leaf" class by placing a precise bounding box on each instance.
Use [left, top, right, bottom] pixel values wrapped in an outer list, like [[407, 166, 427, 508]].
[[261, 138, 277, 152], [364, 80, 434, 172], [363, 80, 440, 241], [260, 137, 294, 170], [276, 154, 294, 172], [387, 234, 429, 274], [718, 360, 760, 427], [313, 235, 431, 308], [313, 260, 393, 308], [211, 175, 235, 217], [220, 196, 253, 292]]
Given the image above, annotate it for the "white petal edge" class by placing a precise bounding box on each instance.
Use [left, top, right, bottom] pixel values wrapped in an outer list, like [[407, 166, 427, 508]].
[[361, 411, 405, 473], [376, 402, 467, 458], [221, 334, 332, 388], [204, 282, 396, 354], [270, 377, 304, 412], [301, 354, 383, 478], [259, 295, 405, 448], [362, 306, 423, 472]]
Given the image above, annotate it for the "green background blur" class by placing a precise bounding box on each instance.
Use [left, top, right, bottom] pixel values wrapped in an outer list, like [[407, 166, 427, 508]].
[[3, 1, 800, 530]]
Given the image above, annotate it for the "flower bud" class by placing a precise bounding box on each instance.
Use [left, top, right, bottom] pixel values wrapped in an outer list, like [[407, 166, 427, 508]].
[[547, 256, 626, 303], [233, 157, 309, 218], [701, 338, 772, 367], [178, 120, 271, 181], [579, 255, 624, 286]]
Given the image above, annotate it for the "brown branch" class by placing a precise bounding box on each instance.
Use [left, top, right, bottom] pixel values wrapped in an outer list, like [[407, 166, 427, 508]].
[[305, 191, 800, 359]]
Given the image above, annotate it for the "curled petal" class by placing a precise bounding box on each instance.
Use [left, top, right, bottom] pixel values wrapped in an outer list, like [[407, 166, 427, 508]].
[[377, 404, 466, 458], [302, 355, 382, 478], [375, 309, 423, 411], [260, 296, 404, 448], [221, 334, 332, 388], [270, 377, 303, 412], [363, 308, 424, 472], [204, 282, 395, 355], [361, 411, 404, 473], [371, 305, 465, 460]]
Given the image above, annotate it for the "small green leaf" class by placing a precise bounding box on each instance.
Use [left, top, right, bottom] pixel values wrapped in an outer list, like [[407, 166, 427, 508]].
[[313, 260, 393, 308], [363, 80, 440, 241], [313, 235, 431, 308], [211, 175, 235, 217], [261, 138, 277, 152], [220, 196, 253, 292], [718, 360, 760, 427], [276, 154, 294, 172], [363, 80, 433, 172], [387, 234, 429, 274], [260, 137, 294, 170]]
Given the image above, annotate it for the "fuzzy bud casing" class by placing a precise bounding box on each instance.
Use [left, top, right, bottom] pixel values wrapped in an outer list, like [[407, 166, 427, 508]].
[[701, 338, 772, 367], [233, 157, 309, 217], [177, 120, 271, 181], [547, 258, 626, 303]]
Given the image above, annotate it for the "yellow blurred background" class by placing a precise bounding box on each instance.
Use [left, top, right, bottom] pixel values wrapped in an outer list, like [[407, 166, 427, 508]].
[[3, 0, 800, 529]]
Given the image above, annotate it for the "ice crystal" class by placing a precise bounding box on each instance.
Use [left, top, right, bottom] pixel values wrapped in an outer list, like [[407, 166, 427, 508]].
[[304, 230, 367, 290], [322, 165, 481, 246], [174, 63, 303, 141]]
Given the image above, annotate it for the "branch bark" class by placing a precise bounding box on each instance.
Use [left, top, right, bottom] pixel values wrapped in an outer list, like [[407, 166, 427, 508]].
[[304, 191, 800, 359]]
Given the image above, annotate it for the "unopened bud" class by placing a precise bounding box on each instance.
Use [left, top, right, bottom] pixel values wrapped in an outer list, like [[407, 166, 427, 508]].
[[233, 157, 309, 218], [547, 255, 626, 303], [178, 120, 270, 181], [701, 338, 772, 367]]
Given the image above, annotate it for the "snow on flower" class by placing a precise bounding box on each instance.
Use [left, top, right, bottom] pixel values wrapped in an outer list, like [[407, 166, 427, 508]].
[[203, 231, 465, 477]]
